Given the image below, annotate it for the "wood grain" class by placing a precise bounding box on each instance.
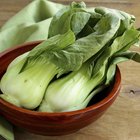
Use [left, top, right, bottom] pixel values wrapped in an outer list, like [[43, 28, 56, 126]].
[[0, 0, 140, 140]]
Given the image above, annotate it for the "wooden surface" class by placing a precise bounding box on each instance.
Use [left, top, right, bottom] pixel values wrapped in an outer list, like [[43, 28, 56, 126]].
[[0, 0, 140, 140]]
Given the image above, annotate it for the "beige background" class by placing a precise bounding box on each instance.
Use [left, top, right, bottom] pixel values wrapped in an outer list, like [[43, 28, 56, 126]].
[[0, 0, 140, 140]]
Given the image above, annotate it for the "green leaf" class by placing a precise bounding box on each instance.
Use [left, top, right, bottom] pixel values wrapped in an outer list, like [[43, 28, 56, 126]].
[[48, 2, 90, 37], [23, 30, 75, 71], [92, 28, 140, 75], [71, 12, 91, 35], [77, 11, 103, 38], [46, 12, 121, 74], [105, 48, 140, 85], [113, 51, 140, 63], [94, 7, 136, 36]]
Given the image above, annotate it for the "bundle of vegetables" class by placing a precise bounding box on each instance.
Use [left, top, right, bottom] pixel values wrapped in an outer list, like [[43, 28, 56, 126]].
[[0, 2, 140, 112]]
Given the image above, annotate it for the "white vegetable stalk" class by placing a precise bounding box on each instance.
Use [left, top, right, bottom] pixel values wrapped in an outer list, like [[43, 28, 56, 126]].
[[39, 61, 106, 112], [0, 53, 58, 109]]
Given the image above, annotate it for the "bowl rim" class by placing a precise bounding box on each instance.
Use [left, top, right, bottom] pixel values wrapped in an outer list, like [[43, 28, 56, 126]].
[[0, 41, 121, 116]]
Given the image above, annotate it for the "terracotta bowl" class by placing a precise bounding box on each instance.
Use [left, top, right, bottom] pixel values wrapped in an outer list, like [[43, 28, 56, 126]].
[[0, 41, 121, 136]]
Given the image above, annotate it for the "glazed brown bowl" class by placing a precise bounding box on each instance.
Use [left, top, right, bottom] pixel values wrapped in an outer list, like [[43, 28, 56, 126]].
[[0, 41, 121, 136]]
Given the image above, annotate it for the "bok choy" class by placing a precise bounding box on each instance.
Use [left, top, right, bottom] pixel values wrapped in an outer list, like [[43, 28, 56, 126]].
[[39, 28, 140, 112], [0, 2, 140, 112], [0, 30, 75, 109]]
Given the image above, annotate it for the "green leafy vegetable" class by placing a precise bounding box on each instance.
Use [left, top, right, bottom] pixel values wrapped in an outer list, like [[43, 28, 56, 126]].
[[48, 2, 90, 37], [0, 2, 140, 112], [29, 12, 121, 76], [0, 30, 75, 109], [39, 28, 140, 112]]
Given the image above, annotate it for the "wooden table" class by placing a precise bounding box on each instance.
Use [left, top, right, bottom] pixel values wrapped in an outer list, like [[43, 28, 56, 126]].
[[0, 0, 140, 140]]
